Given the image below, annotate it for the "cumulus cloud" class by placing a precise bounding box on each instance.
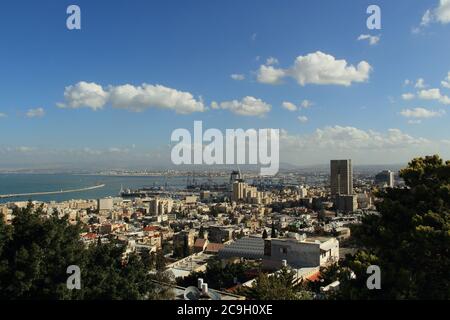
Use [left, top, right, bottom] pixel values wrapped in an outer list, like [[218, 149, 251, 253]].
[[257, 51, 372, 87], [441, 72, 450, 88], [212, 96, 271, 117], [57, 81, 108, 110], [417, 88, 450, 104], [231, 74, 245, 81], [282, 101, 297, 111], [402, 93, 415, 100], [58, 82, 205, 114], [26, 107, 45, 118], [108, 84, 205, 114], [256, 65, 286, 84], [418, 88, 441, 100], [357, 34, 381, 45], [400, 107, 445, 119], [291, 52, 371, 86], [414, 0, 450, 32]]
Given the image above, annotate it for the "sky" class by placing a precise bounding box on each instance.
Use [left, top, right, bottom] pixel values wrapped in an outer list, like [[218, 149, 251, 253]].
[[0, 0, 450, 169]]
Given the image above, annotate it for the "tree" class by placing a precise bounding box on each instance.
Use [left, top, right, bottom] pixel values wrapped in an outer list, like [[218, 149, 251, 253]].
[[0, 203, 174, 300], [176, 258, 253, 290], [262, 229, 268, 239], [336, 155, 450, 299], [240, 267, 313, 300], [199, 225, 205, 239], [271, 222, 277, 238]]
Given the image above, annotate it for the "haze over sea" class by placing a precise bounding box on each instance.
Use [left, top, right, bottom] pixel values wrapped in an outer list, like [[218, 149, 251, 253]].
[[0, 174, 222, 204]]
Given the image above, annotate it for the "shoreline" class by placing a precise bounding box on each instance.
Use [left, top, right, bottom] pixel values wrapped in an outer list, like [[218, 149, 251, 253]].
[[0, 184, 106, 199]]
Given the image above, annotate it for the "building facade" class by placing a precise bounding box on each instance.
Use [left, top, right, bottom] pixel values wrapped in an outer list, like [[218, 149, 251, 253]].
[[330, 159, 353, 195]]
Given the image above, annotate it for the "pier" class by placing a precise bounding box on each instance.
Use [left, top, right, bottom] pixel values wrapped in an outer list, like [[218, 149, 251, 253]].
[[0, 184, 105, 199]]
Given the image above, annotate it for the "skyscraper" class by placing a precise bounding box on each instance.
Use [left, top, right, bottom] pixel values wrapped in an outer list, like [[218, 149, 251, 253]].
[[330, 159, 353, 195]]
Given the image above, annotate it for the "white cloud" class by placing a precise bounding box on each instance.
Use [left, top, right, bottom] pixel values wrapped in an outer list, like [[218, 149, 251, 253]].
[[404, 79, 411, 86], [58, 82, 205, 114], [408, 120, 422, 125], [231, 74, 245, 81], [418, 88, 441, 99], [435, 0, 450, 24], [280, 126, 429, 151], [108, 84, 205, 114], [300, 100, 314, 108], [417, 88, 450, 104], [357, 34, 381, 45], [251, 33, 257, 41], [213, 96, 271, 117], [297, 116, 308, 123], [441, 72, 450, 88], [256, 65, 286, 84], [282, 101, 297, 112], [415, 0, 450, 31], [257, 51, 371, 87], [402, 93, 415, 100], [26, 107, 45, 118], [0, 113, 7, 118], [58, 81, 108, 110], [400, 107, 445, 119], [290, 51, 371, 86], [415, 78, 427, 89], [281, 100, 313, 112]]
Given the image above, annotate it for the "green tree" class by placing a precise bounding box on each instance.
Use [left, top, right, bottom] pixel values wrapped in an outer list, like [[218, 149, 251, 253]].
[[199, 225, 205, 239], [336, 155, 450, 299], [0, 203, 174, 300], [271, 222, 277, 238], [262, 229, 268, 239], [240, 267, 313, 300]]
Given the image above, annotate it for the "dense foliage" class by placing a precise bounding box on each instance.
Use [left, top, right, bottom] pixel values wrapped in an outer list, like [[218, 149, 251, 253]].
[[317, 155, 450, 299], [239, 267, 313, 300], [176, 257, 254, 290], [0, 203, 174, 300]]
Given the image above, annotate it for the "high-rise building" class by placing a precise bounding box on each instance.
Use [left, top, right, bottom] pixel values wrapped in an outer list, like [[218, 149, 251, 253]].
[[232, 181, 264, 204], [330, 159, 353, 195], [232, 181, 246, 202], [375, 170, 394, 188], [149, 197, 173, 216]]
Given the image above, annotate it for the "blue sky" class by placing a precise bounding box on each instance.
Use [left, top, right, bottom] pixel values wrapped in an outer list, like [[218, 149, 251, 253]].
[[0, 0, 450, 168]]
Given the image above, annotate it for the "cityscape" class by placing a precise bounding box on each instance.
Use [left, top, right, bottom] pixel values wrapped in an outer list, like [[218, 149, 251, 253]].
[[0, 0, 449, 311]]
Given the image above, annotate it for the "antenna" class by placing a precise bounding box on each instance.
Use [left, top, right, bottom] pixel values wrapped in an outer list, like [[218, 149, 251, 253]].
[[237, 164, 242, 180]]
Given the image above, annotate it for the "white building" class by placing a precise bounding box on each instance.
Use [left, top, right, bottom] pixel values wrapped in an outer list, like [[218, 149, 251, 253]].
[[262, 236, 339, 270]]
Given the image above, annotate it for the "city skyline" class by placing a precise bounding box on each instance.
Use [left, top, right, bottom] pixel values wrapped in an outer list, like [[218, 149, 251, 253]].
[[1, 0, 450, 169]]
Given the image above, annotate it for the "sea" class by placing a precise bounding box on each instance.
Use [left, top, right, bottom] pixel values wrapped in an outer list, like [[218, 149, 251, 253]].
[[0, 174, 226, 204]]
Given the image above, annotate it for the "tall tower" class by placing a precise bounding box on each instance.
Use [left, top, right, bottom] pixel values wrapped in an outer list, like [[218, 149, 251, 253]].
[[330, 159, 353, 195]]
